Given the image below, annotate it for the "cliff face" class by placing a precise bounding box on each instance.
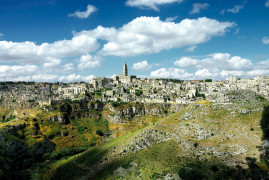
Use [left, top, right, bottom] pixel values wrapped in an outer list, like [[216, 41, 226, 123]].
[[104, 103, 186, 124]]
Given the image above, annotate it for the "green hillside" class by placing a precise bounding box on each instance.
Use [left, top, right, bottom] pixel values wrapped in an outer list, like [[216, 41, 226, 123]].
[[42, 99, 269, 180]]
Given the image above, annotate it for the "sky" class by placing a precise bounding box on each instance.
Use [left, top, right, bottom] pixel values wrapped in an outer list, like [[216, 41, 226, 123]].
[[0, 0, 269, 82]]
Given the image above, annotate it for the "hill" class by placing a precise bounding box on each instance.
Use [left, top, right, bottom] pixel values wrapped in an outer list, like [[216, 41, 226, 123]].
[[42, 96, 269, 179]]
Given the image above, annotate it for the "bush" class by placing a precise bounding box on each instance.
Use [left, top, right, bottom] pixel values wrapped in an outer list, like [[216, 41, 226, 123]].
[[111, 102, 119, 108], [260, 105, 269, 139], [135, 89, 143, 96], [96, 130, 104, 137], [44, 146, 94, 160], [197, 93, 206, 99], [257, 95, 266, 102]]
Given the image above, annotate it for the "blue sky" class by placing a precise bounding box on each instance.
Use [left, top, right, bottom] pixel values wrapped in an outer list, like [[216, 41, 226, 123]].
[[0, 0, 269, 82]]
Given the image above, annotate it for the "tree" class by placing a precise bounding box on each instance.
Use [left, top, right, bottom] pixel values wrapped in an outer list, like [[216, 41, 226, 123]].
[[96, 130, 104, 143], [96, 130, 104, 136]]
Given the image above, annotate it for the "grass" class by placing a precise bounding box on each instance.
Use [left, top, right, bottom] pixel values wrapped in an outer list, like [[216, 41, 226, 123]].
[[42, 129, 143, 179]]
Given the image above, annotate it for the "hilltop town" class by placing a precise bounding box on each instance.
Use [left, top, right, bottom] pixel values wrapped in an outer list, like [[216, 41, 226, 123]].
[[0, 63, 268, 109]]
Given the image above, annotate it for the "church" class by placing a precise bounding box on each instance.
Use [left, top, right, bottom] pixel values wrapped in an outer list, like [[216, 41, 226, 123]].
[[116, 63, 137, 83], [90, 63, 137, 89]]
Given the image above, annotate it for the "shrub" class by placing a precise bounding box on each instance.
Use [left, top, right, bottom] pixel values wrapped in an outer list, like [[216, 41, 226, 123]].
[[135, 89, 143, 96], [197, 93, 206, 99], [96, 130, 104, 137], [260, 105, 269, 139]]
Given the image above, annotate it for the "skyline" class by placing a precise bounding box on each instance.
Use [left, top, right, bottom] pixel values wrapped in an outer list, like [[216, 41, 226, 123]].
[[0, 0, 269, 82]]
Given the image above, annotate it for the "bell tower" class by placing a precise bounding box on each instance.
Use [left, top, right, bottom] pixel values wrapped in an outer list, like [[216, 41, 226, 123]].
[[123, 62, 128, 76]]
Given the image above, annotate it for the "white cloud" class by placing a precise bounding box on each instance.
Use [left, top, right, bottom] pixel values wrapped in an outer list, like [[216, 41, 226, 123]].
[[43, 57, 61, 68], [62, 63, 75, 71], [222, 1, 246, 14], [234, 28, 240, 35], [110, 74, 117, 78], [0, 33, 3, 37], [174, 57, 199, 67], [266, 0, 269, 7], [78, 54, 101, 69], [195, 68, 220, 79], [262, 37, 269, 44], [185, 45, 197, 52], [132, 60, 152, 71], [190, 3, 209, 14], [170, 53, 269, 79], [174, 53, 252, 71], [0, 65, 38, 81], [32, 74, 59, 81], [83, 17, 234, 57], [0, 34, 98, 63], [150, 68, 193, 79], [165, 16, 178, 22], [125, 0, 183, 11], [59, 74, 94, 82], [68, 5, 97, 19], [220, 70, 244, 77], [0, 65, 38, 78]]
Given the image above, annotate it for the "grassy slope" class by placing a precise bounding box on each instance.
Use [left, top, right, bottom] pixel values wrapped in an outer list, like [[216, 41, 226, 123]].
[[43, 100, 269, 179]]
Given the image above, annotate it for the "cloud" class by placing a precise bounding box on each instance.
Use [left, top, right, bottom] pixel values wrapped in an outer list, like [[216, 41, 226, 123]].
[[132, 60, 152, 71], [68, 4, 97, 19], [222, 1, 246, 14], [266, 0, 269, 7], [81, 17, 234, 57], [43, 57, 61, 68], [257, 59, 269, 69], [32, 74, 59, 81], [174, 57, 199, 67], [0, 33, 3, 37], [165, 16, 178, 22], [169, 53, 269, 80], [150, 68, 193, 79], [125, 0, 183, 11], [59, 74, 94, 82], [195, 68, 220, 79], [0, 64, 94, 82], [190, 3, 209, 14], [78, 54, 101, 69], [234, 28, 240, 35], [0, 34, 98, 63], [185, 45, 197, 52], [62, 63, 75, 72], [0, 65, 38, 79], [262, 37, 269, 44], [174, 53, 252, 71]]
